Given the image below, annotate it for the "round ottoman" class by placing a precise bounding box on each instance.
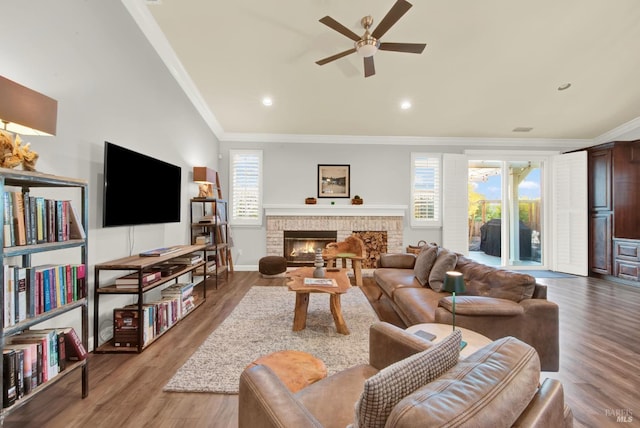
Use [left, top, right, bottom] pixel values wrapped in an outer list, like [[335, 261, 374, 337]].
[[247, 350, 327, 392], [259, 256, 287, 277]]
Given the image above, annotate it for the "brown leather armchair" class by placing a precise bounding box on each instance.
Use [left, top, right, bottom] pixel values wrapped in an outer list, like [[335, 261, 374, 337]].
[[239, 322, 573, 428]]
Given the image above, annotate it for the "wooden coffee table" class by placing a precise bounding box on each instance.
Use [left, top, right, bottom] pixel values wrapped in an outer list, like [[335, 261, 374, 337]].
[[286, 267, 351, 335]]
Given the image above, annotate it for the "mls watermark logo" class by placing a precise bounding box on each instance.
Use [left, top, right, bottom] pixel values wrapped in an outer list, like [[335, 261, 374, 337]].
[[606, 408, 633, 423]]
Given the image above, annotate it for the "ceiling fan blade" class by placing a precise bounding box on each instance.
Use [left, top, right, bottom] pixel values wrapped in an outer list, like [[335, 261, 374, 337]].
[[319, 16, 361, 42], [316, 48, 357, 65], [364, 56, 375, 78], [371, 0, 413, 40], [379, 42, 426, 54]]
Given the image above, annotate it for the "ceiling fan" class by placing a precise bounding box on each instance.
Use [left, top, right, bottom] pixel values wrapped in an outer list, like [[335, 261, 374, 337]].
[[315, 0, 426, 78]]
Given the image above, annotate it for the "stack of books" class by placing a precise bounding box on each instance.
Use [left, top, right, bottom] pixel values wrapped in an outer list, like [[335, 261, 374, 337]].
[[114, 271, 160, 289], [161, 282, 196, 317], [169, 254, 202, 266]]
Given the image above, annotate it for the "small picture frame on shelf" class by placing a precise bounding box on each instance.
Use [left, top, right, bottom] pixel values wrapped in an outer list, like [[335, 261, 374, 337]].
[[318, 164, 350, 198]]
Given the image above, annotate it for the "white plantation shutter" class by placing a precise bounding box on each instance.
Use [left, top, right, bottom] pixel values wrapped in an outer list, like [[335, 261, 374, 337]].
[[441, 153, 468, 253], [552, 151, 587, 275], [230, 150, 263, 226], [411, 153, 441, 227]]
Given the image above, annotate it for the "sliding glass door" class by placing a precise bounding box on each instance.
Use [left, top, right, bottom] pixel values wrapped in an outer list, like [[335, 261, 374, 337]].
[[468, 159, 543, 268]]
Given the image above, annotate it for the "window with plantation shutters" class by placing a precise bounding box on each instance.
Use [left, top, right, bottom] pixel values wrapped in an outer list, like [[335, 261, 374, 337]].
[[229, 150, 263, 226], [411, 153, 441, 227]]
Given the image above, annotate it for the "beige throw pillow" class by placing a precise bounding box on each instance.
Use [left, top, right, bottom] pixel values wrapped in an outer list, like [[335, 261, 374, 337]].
[[353, 330, 462, 428], [428, 248, 458, 292], [414, 244, 438, 286]]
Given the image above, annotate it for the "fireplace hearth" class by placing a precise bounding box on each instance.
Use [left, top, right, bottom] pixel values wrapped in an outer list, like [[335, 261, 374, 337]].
[[284, 230, 337, 266]]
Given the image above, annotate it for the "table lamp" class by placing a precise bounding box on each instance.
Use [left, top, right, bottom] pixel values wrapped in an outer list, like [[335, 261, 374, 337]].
[[193, 166, 216, 198], [0, 75, 58, 136], [442, 271, 467, 349]]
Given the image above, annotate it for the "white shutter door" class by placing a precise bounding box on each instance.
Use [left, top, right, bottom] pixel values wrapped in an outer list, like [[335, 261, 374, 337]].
[[442, 154, 469, 254], [552, 151, 588, 275]]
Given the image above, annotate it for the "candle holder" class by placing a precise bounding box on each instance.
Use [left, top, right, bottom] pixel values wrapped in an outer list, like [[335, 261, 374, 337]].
[[313, 248, 326, 278]]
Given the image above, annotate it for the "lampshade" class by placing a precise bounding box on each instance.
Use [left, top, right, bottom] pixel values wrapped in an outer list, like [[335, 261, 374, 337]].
[[193, 166, 216, 184], [0, 75, 57, 136], [442, 271, 466, 294]]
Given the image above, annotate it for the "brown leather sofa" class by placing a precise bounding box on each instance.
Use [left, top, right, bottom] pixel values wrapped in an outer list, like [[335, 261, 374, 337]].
[[374, 252, 559, 371], [239, 322, 573, 428]]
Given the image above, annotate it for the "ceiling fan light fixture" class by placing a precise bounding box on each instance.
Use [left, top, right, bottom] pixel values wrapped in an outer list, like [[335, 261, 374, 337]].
[[356, 38, 380, 57]]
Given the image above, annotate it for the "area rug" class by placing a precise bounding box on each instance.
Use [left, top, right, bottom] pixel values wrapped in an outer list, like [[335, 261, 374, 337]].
[[163, 285, 379, 394]]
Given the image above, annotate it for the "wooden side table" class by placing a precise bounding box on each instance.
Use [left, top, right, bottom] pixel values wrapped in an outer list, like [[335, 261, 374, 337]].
[[405, 323, 492, 359], [286, 267, 351, 334]]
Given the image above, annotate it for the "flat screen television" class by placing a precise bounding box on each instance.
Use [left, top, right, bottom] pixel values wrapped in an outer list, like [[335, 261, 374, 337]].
[[102, 141, 182, 227]]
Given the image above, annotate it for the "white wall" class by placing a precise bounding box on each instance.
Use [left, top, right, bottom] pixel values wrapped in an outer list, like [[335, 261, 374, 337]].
[[1, 0, 219, 346], [221, 141, 462, 268]]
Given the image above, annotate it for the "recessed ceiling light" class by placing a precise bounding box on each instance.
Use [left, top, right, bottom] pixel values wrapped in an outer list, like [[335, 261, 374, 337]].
[[262, 97, 273, 106], [558, 83, 571, 91], [400, 100, 411, 110]]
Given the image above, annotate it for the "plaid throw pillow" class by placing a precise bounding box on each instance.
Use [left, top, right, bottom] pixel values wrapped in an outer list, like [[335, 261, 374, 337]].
[[353, 330, 462, 428]]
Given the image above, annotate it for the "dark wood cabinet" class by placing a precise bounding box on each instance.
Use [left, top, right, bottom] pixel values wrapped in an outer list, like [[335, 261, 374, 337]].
[[589, 212, 611, 274], [587, 140, 640, 283]]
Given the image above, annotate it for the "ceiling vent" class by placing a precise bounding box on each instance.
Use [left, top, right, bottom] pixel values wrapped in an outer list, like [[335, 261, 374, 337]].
[[512, 127, 533, 132]]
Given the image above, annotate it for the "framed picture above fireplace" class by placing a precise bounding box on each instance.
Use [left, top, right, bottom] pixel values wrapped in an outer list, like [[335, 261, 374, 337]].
[[318, 164, 350, 198]]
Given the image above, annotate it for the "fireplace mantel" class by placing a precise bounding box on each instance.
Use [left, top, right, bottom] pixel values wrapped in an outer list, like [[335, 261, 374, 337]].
[[264, 204, 407, 217]]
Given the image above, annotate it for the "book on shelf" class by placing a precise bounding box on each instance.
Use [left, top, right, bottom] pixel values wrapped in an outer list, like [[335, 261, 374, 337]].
[[169, 254, 202, 265], [113, 308, 140, 347], [71, 263, 86, 300], [115, 271, 161, 287], [60, 327, 88, 361], [23, 192, 32, 246], [11, 191, 26, 246], [159, 264, 186, 277], [3, 192, 14, 247], [68, 202, 86, 239], [2, 349, 17, 408], [34, 196, 46, 243], [4, 265, 15, 327], [45, 198, 56, 243], [303, 277, 338, 287], [139, 246, 181, 257], [6, 343, 35, 396], [28, 193, 36, 245], [13, 347, 24, 399], [13, 266, 27, 324]]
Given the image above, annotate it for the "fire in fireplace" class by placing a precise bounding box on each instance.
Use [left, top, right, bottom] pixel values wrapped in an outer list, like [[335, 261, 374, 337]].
[[284, 230, 337, 266]]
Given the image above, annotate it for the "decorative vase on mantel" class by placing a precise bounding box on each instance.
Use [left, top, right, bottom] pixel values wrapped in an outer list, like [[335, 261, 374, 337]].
[[313, 248, 326, 278]]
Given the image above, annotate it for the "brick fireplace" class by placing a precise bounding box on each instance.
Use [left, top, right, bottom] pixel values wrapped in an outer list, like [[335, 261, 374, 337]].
[[264, 204, 406, 268]]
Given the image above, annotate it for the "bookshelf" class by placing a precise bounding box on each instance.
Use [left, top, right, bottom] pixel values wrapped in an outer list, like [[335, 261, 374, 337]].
[[189, 198, 231, 288], [0, 167, 88, 414], [93, 244, 207, 353]]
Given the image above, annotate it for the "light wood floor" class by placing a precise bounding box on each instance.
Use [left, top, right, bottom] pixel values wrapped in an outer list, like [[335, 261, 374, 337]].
[[3, 272, 639, 428]]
